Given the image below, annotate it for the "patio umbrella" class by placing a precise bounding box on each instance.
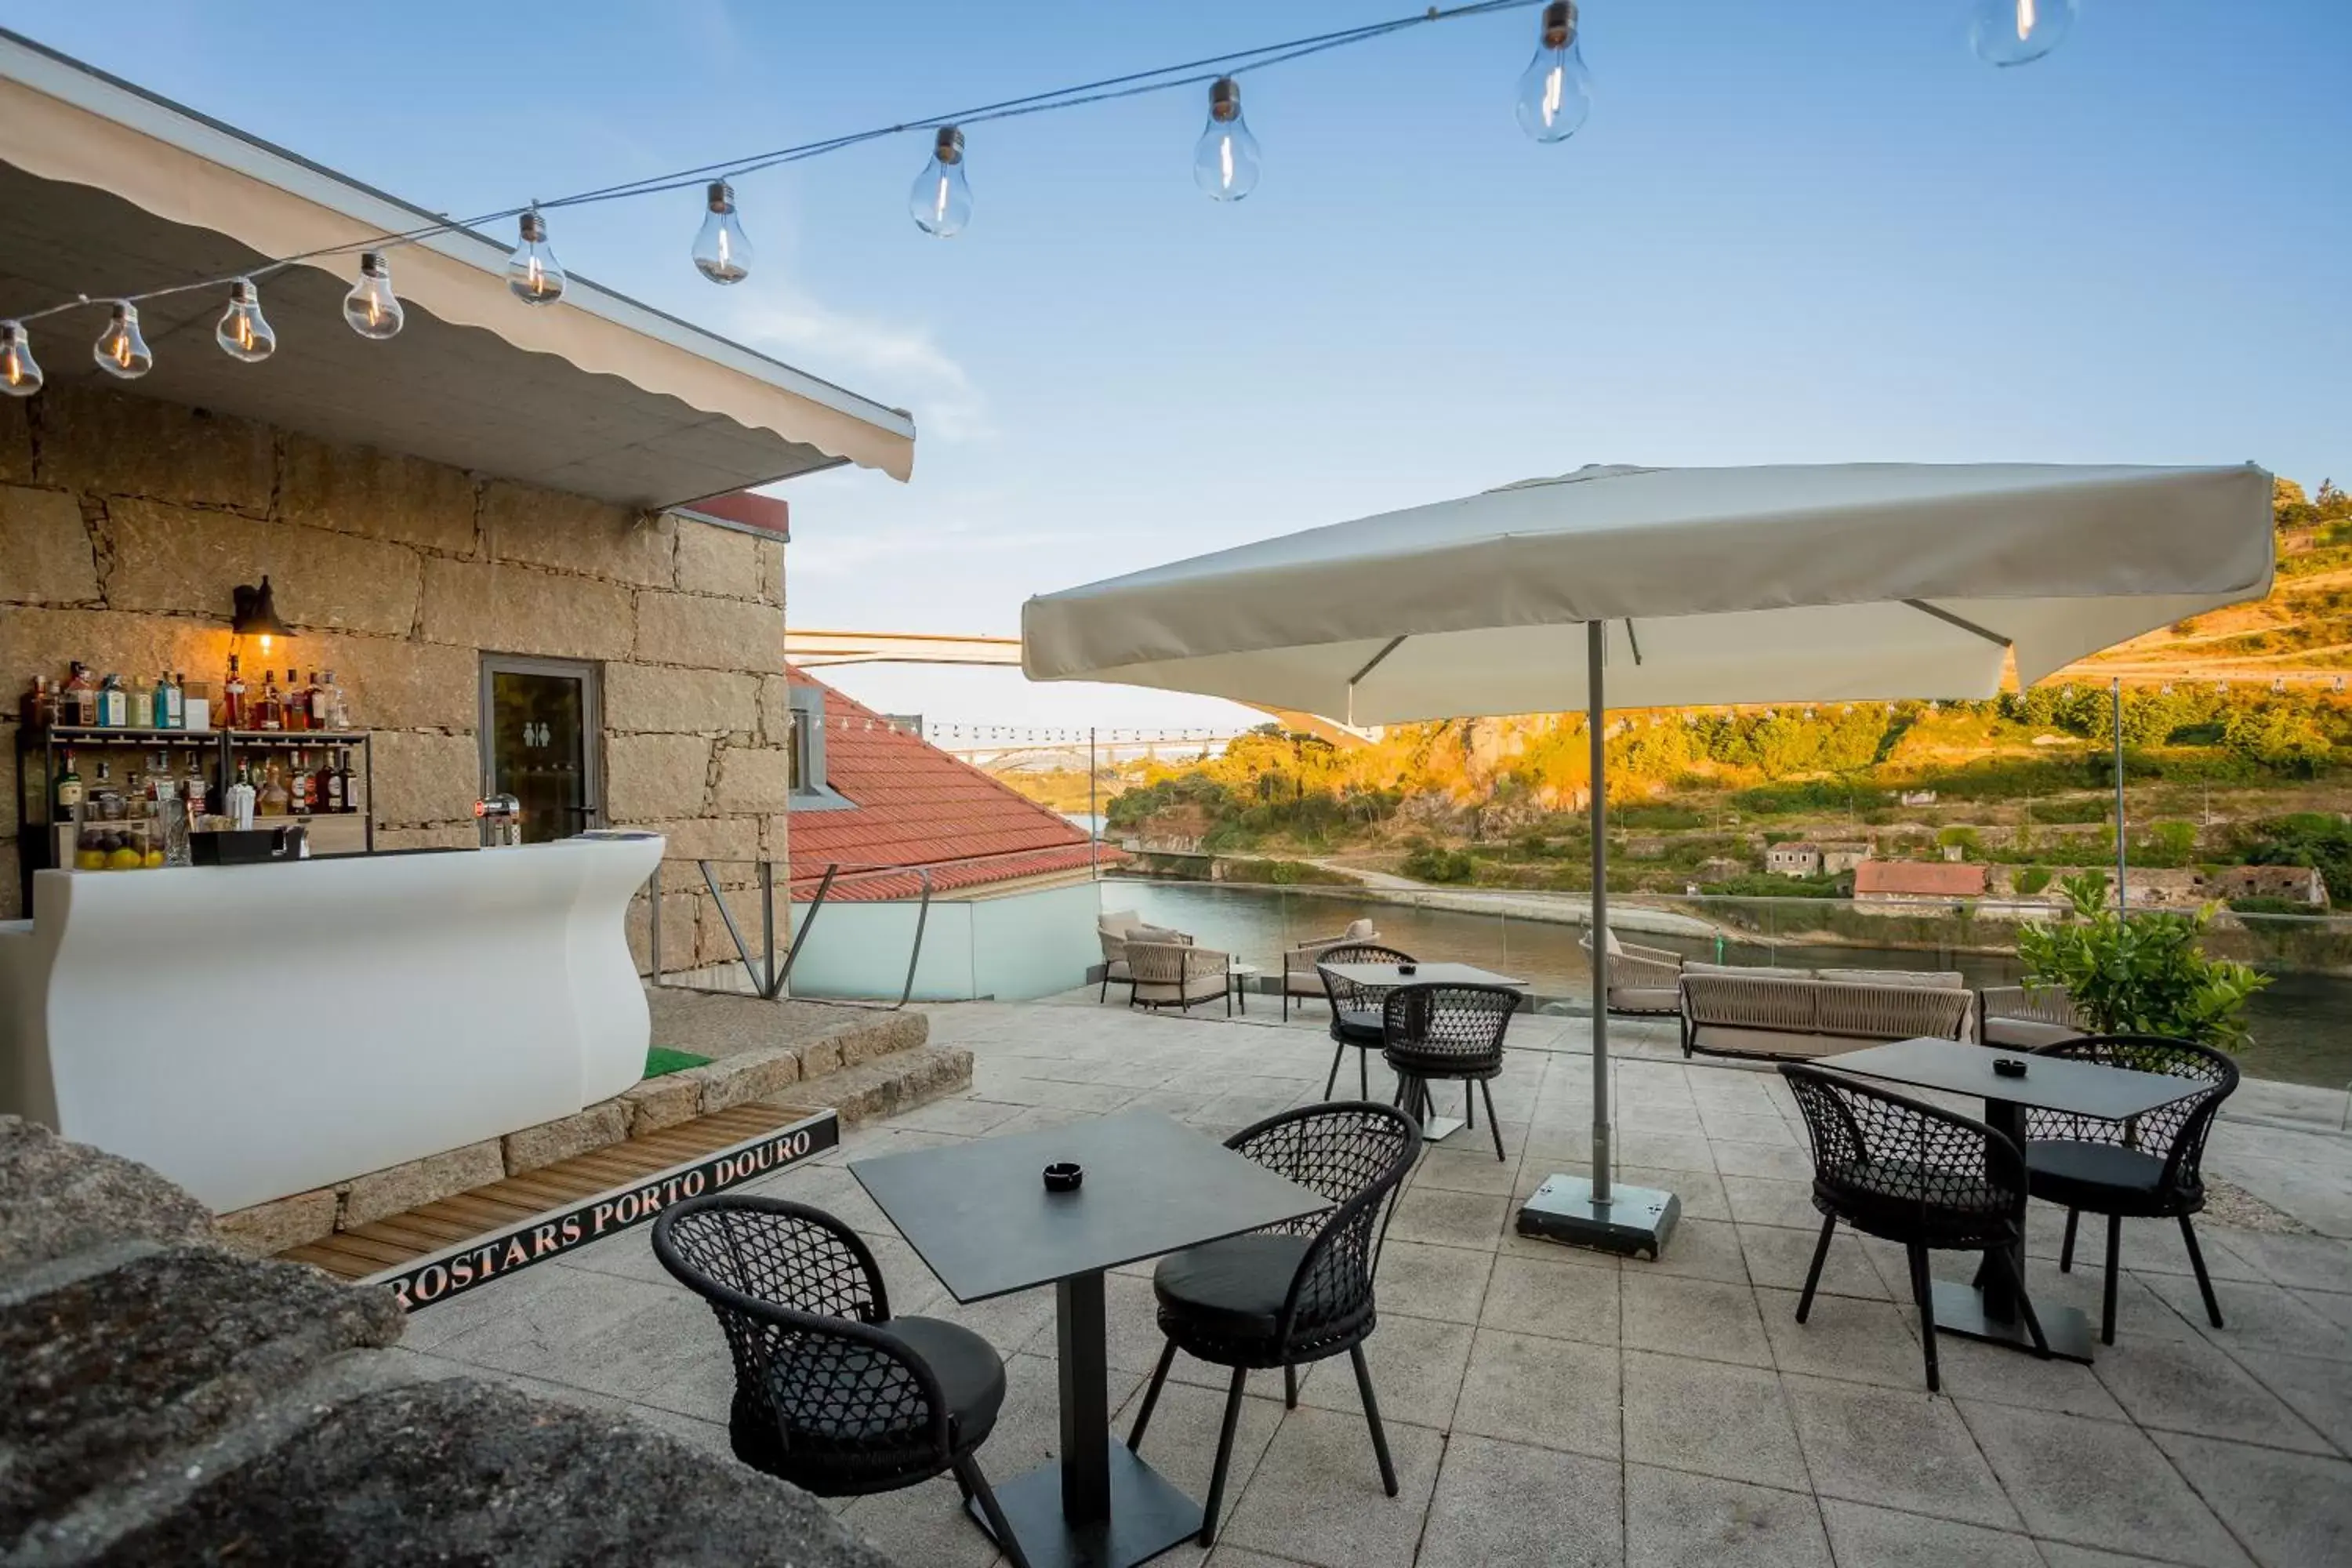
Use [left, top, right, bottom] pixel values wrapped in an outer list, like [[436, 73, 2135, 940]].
[[1022, 462, 2274, 1254]]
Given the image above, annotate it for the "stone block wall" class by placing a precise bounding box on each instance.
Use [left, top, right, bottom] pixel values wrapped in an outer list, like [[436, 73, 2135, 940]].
[[0, 385, 793, 960]]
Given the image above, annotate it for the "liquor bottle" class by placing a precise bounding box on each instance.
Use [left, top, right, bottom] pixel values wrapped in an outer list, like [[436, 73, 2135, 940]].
[[256, 760, 290, 817], [164, 671, 184, 730], [306, 670, 328, 729], [323, 670, 349, 730], [226, 763, 256, 829], [183, 751, 209, 818], [25, 673, 48, 728], [324, 747, 347, 812], [286, 752, 310, 815], [285, 670, 309, 731], [92, 760, 121, 820], [129, 674, 151, 728], [257, 670, 284, 731], [98, 673, 128, 728], [223, 654, 247, 729], [66, 662, 97, 726], [54, 747, 82, 820], [150, 672, 171, 729]]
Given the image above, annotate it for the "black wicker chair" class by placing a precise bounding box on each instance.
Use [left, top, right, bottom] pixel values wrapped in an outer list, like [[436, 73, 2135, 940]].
[[1127, 1102, 1421, 1548], [1781, 1064, 2048, 1391], [653, 1196, 1031, 1568], [1382, 982, 1519, 1162], [1316, 943, 1414, 1099], [2024, 1034, 2239, 1345]]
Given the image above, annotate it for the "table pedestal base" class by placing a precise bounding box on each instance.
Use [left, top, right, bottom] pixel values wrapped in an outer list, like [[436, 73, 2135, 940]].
[[1928, 1278, 2097, 1365], [1420, 1114, 1467, 1143], [967, 1439, 1204, 1568]]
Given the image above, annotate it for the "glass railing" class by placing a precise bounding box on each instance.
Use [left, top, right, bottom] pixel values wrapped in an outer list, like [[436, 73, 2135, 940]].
[[1096, 872, 2352, 1091]]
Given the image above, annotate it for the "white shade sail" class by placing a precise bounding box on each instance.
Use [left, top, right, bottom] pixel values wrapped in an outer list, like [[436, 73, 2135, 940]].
[[1022, 463, 2274, 720]]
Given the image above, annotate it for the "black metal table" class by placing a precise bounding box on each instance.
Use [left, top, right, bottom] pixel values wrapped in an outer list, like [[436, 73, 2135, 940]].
[[850, 1110, 1328, 1568], [1318, 961, 1527, 1142], [1824, 1037, 2201, 1363]]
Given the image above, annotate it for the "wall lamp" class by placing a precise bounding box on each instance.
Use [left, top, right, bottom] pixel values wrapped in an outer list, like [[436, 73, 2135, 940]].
[[230, 575, 295, 658]]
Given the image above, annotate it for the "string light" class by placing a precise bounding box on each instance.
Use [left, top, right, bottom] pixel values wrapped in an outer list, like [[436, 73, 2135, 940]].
[[93, 303, 152, 379], [1193, 78, 1261, 200], [215, 278, 277, 362], [692, 181, 753, 281], [343, 252, 404, 339], [909, 127, 974, 237], [1514, 2, 1592, 143], [0, 322, 41, 397], [1969, 0, 2075, 67], [506, 207, 566, 304]]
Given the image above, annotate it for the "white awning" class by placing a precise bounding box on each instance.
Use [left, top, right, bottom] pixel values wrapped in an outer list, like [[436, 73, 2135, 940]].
[[1023, 463, 2274, 718], [0, 30, 916, 506]]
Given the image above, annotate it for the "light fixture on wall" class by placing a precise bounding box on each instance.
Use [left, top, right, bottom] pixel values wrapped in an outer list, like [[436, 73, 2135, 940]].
[[231, 575, 295, 657]]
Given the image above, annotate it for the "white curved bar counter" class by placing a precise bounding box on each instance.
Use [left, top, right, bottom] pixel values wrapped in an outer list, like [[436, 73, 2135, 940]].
[[0, 834, 662, 1214]]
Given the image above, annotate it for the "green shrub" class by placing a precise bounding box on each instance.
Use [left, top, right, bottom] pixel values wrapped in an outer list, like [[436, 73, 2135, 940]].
[[1400, 837, 1478, 884], [2016, 873, 2270, 1051], [2013, 866, 2053, 896]]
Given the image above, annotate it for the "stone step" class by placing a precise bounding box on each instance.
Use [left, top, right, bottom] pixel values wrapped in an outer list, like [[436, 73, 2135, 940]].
[[216, 997, 944, 1258]]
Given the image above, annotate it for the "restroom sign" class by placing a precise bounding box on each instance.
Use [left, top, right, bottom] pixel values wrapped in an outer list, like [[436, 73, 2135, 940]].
[[370, 1109, 839, 1311]]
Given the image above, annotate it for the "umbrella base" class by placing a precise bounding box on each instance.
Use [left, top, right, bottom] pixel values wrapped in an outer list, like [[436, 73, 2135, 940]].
[[1516, 1174, 1679, 1261]]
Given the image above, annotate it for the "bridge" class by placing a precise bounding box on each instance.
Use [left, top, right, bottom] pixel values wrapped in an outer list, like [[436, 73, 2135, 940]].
[[782, 629, 1374, 749]]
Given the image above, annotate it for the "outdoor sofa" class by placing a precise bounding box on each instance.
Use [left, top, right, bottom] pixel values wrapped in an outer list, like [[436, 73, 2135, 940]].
[[1577, 926, 1686, 1015], [1679, 962, 1973, 1061], [1279, 917, 1382, 1018], [1977, 983, 2084, 1048], [1125, 939, 1234, 1014], [1096, 909, 1192, 1003]]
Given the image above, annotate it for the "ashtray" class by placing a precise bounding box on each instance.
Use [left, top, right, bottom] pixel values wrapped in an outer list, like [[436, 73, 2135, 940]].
[[1397, 963, 1418, 976], [1043, 1162, 1084, 1192], [1991, 1057, 2028, 1078]]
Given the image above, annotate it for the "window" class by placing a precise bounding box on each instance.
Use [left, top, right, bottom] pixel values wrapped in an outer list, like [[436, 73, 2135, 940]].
[[786, 684, 852, 811]]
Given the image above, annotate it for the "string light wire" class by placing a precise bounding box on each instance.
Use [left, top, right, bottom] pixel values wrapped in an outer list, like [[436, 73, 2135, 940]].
[[2, 1, 1539, 327]]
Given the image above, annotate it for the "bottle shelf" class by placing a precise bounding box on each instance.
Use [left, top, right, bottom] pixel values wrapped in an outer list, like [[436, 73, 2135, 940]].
[[223, 730, 369, 746], [38, 725, 220, 746]]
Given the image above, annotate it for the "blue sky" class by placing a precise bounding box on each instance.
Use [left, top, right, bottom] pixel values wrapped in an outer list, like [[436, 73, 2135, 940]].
[[10, 1, 2348, 728]]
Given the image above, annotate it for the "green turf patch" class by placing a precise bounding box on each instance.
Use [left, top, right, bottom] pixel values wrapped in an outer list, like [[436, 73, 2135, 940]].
[[643, 1046, 712, 1080]]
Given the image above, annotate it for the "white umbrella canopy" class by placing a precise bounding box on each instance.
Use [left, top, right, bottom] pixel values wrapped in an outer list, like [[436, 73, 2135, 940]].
[[1023, 460, 2274, 1257], [1022, 463, 2274, 720]]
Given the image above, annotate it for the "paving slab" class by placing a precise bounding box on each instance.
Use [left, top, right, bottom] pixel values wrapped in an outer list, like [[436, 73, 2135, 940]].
[[1478, 1252, 1621, 1345], [2149, 1430, 2352, 1568], [1218, 1405, 1444, 1568], [2092, 1333, 2336, 1453], [1957, 1399, 2252, 1568], [1417, 1435, 1622, 1568], [1756, 1287, 1929, 1389], [1782, 1374, 2020, 1531], [1453, 1329, 1622, 1458], [1296, 1311, 1475, 1431], [1620, 1272, 1773, 1368], [2226, 1345, 2352, 1454], [1817, 1498, 2042, 1568], [1621, 1348, 1809, 1491], [1622, 1464, 1831, 1568]]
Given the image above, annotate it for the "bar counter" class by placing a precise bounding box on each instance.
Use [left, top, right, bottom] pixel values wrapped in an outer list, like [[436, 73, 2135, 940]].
[[0, 834, 662, 1214]]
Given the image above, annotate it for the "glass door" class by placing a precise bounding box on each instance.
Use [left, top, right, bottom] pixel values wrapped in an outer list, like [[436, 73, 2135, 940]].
[[479, 656, 601, 844]]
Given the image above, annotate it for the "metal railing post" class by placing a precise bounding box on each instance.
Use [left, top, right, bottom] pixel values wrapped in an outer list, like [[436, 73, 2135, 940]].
[[760, 859, 779, 999], [896, 868, 934, 1009]]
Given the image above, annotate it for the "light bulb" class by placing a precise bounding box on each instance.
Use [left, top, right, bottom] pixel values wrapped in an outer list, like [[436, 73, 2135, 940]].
[[215, 278, 277, 363], [693, 180, 754, 282], [0, 321, 42, 397], [1193, 77, 1261, 201], [1970, 0, 2076, 65], [343, 251, 405, 339], [93, 303, 153, 379], [908, 127, 973, 238], [1515, 1, 1593, 143], [506, 207, 566, 305]]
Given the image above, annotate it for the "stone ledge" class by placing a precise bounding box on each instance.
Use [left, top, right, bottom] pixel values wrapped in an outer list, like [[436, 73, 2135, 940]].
[[770, 1044, 974, 1128], [0, 1117, 212, 1272], [0, 1246, 402, 1541], [501, 1102, 630, 1177], [75, 1379, 898, 1568], [212, 1189, 338, 1258], [338, 1140, 505, 1230]]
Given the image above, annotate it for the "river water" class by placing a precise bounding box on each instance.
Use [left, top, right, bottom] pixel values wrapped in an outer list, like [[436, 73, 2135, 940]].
[[1110, 878, 2352, 1090]]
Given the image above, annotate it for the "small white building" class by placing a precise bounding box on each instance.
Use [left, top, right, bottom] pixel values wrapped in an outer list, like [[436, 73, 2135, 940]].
[[1766, 841, 1824, 877]]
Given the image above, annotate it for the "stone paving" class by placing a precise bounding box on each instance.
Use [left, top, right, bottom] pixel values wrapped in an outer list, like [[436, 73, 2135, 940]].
[[401, 993, 2352, 1568]]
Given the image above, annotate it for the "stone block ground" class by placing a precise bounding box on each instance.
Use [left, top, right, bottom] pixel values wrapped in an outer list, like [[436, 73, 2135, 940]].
[[405, 995, 2352, 1568]]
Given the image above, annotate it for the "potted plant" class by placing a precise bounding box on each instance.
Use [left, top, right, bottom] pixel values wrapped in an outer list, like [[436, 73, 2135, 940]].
[[2015, 873, 2270, 1051]]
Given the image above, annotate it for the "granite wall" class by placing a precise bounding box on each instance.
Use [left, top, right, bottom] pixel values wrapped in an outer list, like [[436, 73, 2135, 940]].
[[0, 384, 792, 966]]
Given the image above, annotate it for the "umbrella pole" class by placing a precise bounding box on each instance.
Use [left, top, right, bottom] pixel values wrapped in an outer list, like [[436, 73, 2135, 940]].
[[1588, 619, 1613, 1205], [1512, 620, 1679, 1258]]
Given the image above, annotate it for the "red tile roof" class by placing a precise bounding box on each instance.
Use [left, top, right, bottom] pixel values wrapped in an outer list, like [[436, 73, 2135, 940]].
[[784, 667, 1114, 902], [1853, 860, 1988, 898]]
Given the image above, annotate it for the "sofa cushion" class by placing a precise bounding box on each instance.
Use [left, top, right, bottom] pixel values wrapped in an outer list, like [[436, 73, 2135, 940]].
[[1134, 924, 1189, 945], [1985, 1016, 2081, 1049], [1343, 917, 1377, 939], [1098, 909, 1142, 937], [1689, 1024, 1882, 1059], [1684, 962, 1813, 981], [1814, 967, 1964, 989]]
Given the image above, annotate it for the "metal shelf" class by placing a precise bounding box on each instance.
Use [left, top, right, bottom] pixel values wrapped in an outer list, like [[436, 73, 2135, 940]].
[[40, 725, 219, 746]]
